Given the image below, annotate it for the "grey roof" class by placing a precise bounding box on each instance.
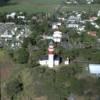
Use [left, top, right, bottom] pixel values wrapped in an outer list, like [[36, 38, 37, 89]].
[[40, 55, 61, 61], [40, 55, 48, 60]]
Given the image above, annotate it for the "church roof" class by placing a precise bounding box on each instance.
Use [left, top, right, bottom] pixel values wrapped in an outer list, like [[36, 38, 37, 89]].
[[40, 55, 61, 61]]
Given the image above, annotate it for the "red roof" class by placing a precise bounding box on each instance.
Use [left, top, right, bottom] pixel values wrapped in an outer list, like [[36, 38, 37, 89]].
[[87, 31, 96, 37]]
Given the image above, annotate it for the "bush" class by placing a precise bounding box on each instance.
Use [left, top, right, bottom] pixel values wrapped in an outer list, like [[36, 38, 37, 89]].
[[6, 78, 23, 98]]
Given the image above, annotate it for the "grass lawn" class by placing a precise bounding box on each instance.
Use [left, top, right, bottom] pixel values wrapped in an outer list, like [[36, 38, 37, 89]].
[[0, 49, 28, 100], [0, 0, 61, 14], [0, 49, 10, 67], [0, 49, 5, 62], [0, 0, 99, 14], [62, 4, 100, 12]]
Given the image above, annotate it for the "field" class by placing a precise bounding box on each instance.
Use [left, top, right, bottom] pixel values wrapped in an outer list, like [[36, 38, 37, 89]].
[[62, 4, 100, 12], [0, 0, 61, 14], [0, 0, 100, 14]]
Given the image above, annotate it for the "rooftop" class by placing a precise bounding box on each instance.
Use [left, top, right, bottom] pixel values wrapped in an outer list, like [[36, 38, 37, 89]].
[[40, 55, 62, 61], [89, 64, 100, 75]]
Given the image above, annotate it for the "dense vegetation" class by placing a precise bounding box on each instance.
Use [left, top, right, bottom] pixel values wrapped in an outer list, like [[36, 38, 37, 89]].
[[0, 0, 10, 5]]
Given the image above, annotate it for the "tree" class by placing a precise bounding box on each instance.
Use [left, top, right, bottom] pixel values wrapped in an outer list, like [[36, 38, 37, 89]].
[[0, 0, 10, 5], [6, 78, 23, 99], [14, 48, 29, 64]]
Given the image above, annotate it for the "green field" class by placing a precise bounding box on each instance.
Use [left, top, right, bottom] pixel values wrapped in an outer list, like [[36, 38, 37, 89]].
[[0, 0, 61, 14], [62, 4, 100, 12], [0, 0, 100, 14]]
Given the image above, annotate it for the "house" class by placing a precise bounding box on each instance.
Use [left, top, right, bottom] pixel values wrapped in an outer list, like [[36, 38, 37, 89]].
[[66, 15, 81, 29], [68, 93, 76, 100], [41, 31, 62, 43], [90, 22, 100, 29], [53, 31, 62, 43], [64, 57, 70, 65], [97, 10, 100, 17], [52, 22, 62, 30], [56, 22, 62, 26], [39, 55, 61, 67], [67, 23, 79, 28], [67, 15, 81, 23], [17, 16, 25, 19], [65, 1, 72, 4], [52, 24, 58, 30], [89, 17, 98, 21], [6, 12, 16, 19], [57, 17, 65, 21], [77, 26, 85, 32], [86, 0, 94, 4], [87, 31, 96, 37], [89, 64, 100, 76]]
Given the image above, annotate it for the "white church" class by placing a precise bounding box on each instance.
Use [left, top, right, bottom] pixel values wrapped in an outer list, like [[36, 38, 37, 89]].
[[39, 41, 69, 68]]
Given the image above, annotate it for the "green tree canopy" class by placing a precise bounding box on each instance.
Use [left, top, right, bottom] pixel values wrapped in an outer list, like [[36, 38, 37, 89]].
[[14, 48, 29, 64], [6, 78, 23, 98]]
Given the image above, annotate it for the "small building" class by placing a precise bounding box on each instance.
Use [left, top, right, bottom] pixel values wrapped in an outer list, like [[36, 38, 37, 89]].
[[89, 17, 98, 21], [67, 23, 79, 28], [57, 17, 65, 21], [64, 57, 70, 65], [39, 55, 61, 67], [89, 64, 100, 76], [97, 10, 100, 17], [53, 31, 62, 43], [52, 22, 61, 30], [68, 93, 76, 100], [77, 26, 85, 31], [67, 15, 81, 23], [6, 12, 16, 19], [52, 24, 58, 30], [17, 16, 25, 19], [87, 31, 97, 37]]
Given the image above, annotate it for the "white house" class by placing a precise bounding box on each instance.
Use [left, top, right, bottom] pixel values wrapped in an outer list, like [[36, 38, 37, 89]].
[[52, 24, 59, 30], [89, 64, 100, 76], [67, 15, 81, 23], [67, 23, 79, 29], [17, 16, 25, 19], [64, 57, 70, 65], [86, 0, 94, 4], [6, 12, 16, 19], [97, 10, 100, 17], [77, 26, 85, 31], [57, 17, 65, 21], [52, 22, 62, 30], [53, 31, 62, 43]]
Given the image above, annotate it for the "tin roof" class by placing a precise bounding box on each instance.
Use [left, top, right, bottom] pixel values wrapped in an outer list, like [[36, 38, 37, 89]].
[[89, 64, 100, 74]]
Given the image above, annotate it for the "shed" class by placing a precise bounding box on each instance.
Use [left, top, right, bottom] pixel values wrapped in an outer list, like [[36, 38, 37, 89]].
[[89, 64, 100, 75]]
